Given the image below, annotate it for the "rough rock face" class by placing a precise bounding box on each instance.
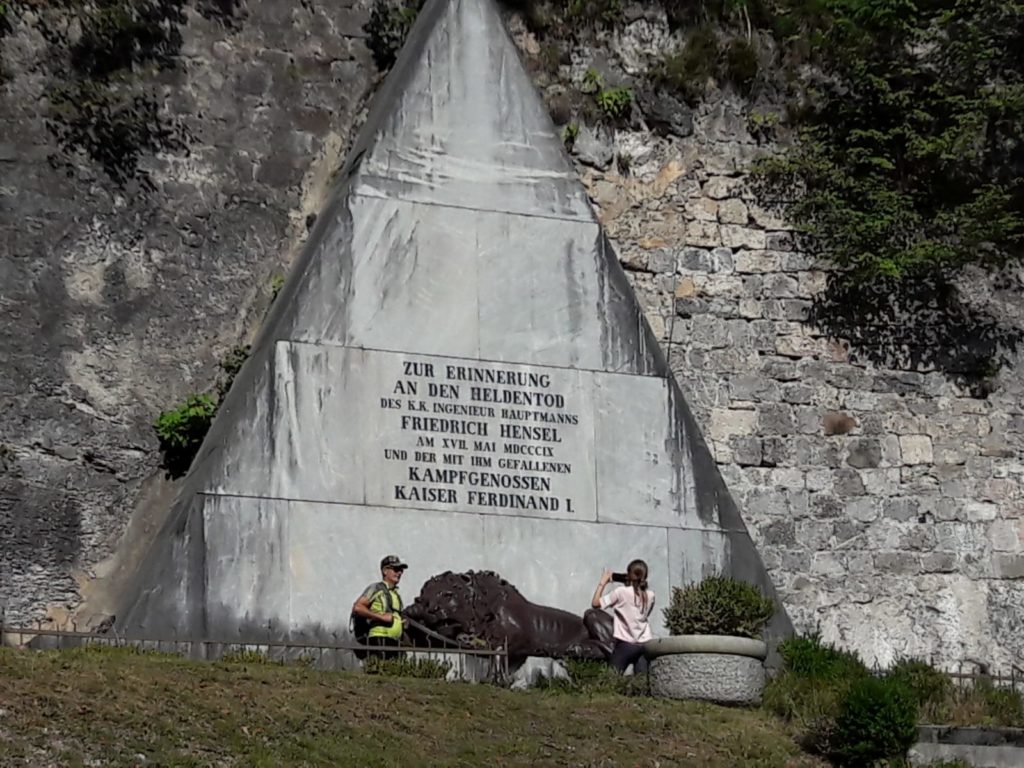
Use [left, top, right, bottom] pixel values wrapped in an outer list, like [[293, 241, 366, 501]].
[[0, 0, 376, 625], [510, 8, 1024, 668]]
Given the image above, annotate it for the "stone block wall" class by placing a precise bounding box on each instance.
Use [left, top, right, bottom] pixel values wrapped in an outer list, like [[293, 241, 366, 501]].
[[577, 106, 1024, 668]]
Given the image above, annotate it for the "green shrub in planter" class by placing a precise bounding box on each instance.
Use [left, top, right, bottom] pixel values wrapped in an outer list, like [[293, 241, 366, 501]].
[[832, 676, 918, 767], [662, 576, 774, 638]]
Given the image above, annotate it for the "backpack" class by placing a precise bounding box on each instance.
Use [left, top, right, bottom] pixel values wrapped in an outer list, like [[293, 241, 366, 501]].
[[350, 581, 395, 648]]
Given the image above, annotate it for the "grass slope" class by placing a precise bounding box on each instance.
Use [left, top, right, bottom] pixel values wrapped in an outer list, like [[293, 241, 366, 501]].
[[0, 647, 826, 767]]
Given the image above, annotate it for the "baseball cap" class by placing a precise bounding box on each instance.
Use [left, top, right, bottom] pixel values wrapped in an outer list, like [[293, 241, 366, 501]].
[[380, 554, 408, 570]]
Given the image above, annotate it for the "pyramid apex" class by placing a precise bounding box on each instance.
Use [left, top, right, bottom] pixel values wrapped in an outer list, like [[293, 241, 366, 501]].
[[348, 0, 593, 221]]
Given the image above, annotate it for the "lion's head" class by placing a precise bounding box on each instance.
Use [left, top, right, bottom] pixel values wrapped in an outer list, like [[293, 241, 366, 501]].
[[404, 570, 526, 645]]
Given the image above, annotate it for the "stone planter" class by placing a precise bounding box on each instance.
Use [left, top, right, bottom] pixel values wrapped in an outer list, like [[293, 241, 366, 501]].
[[646, 635, 767, 706]]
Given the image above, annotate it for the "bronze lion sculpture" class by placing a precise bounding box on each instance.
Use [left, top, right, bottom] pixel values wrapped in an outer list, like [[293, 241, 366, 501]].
[[403, 570, 614, 664]]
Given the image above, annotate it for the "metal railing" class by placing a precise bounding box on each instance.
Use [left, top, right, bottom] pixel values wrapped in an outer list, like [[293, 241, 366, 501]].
[[0, 612, 510, 683], [941, 660, 1024, 693]]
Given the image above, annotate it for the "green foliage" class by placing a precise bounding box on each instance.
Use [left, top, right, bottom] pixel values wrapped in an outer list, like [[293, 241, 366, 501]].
[[47, 80, 189, 187], [37, 0, 191, 186], [534, 659, 646, 696], [269, 274, 286, 302], [753, 0, 1024, 280], [565, 0, 623, 24], [70, 0, 186, 79], [581, 66, 603, 94], [765, 639, 1024, 764], [662, 576, 774, 638], [363, 656, 452, 679], [153, 393, 217, 477], [747, 109, 780, 142], [595, 86, 633, 119], [561, 122, 580, 149], [653, 25, 762, 104], [723, 37, 758, 92], [153, 341, 248, 477], [661, 0, 774, 31], [769, 639, 1024, 748], [0, 2, 12, 37], [220, 649, 272, 665], [777, 632, 869, 681], [831, 676, 918, 767], [653, 26, 720, 104], [970, 679, 1024, 726], [764, 634, 871, 756], [364, 0, 424, 70], [886, 658, 954, 721], [215, 344, 250, 401], [540, 0, 622, 28]]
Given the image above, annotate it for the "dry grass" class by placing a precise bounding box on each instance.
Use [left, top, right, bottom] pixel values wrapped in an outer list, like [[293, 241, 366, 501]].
[[0, 646, 828, 767]]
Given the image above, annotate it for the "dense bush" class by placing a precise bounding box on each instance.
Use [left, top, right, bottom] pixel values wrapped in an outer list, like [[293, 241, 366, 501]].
[[969, 680, 1024, 727], [778, 633, 869, 682], [764, 633, 870, 750], [153, 393, 217, 477], [768, 637, 1024, 751], [663, 576, 774, 638], [886, 658, 954, 722], [832, 676, 918, 767]]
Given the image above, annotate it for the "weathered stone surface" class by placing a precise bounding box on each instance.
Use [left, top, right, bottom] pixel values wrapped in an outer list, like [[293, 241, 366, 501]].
[[650, 652, 766, 705], [718, 198, 749, 225], [0, 0, 377, 626], [900, 435, 934, 465], [721, 225, 767, 250], [573, 124, 614, 169], [847, 439, 883, 469], [639, 88, 694, 138], [703, 176, 743, 200]]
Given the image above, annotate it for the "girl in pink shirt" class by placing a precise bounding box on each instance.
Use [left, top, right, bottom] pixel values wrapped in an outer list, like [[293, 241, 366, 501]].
[[591, 559, 655, 674]]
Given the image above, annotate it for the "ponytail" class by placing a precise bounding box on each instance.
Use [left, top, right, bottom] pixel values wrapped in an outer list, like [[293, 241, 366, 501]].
[[626, 559, 650, 616]]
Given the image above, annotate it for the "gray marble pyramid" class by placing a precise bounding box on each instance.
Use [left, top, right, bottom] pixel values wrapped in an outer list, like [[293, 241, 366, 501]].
[[113, 0, 791, 645]]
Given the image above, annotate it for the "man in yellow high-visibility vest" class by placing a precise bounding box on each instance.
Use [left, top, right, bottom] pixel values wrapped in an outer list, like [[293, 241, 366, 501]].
[[351, 554, 407, 656]]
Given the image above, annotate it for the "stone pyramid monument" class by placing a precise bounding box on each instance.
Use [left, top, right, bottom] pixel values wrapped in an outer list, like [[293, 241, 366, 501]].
[[113, 0, 791, 646]]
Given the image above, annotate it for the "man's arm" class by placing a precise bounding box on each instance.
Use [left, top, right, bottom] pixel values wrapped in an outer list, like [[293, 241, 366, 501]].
[[352, 589, 392, 625]]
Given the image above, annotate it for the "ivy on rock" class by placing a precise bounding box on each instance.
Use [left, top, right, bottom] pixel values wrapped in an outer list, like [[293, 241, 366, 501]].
[[755, 0, 1024, 281]]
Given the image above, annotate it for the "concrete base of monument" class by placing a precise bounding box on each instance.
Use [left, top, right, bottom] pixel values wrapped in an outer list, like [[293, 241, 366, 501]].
[[647, 636, 767, 706]]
